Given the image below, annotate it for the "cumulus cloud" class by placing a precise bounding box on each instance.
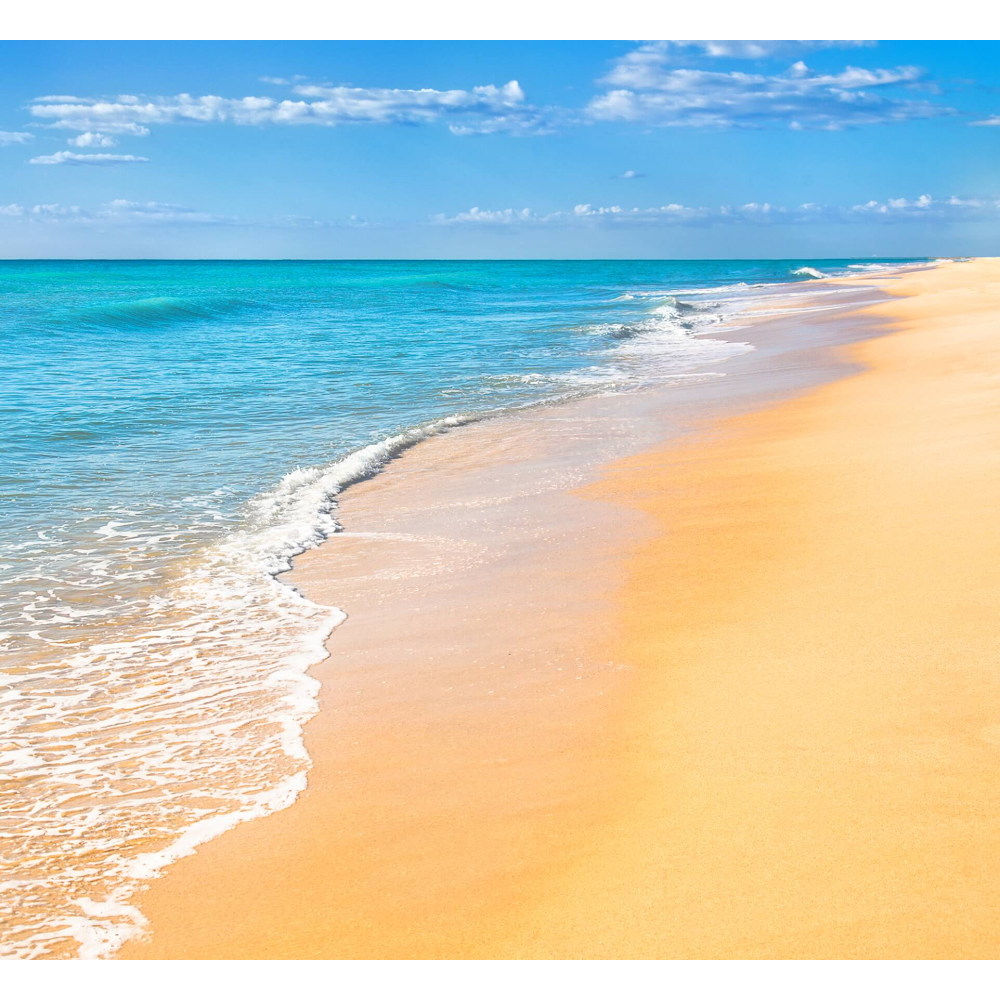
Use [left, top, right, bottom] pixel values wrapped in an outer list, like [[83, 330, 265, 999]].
[[29, 150, 149, 166], [432, 206, 548, 225], [433, 202, 717, 226], [574, 202, 712, 223], [851, 194, 932, 214], [844, 193, 997, 219], [68, 131, 117, 147], [434, 194, 999, 227], [27, 79, 546, 135], [0, 130, 33, 145], [591, 44, 951, 129]]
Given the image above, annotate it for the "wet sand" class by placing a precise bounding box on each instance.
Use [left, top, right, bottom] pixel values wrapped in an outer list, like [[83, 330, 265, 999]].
[[119, 259, 1000, 959]]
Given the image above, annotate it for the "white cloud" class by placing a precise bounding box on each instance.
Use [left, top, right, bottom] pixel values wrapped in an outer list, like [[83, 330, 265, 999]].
[[434, 194, 999, 228], [0, 199, 232, 225], [35, 120, 152, 136], [29, 150, 149, 166], [31, 203, 83, 217], [0, 198, 341, 229], [4, 191, 990, 233], [101, 199, 235, 223], [649, 41, 876, 61], [68, 131, 117, 148], [435, 203, 715, 226], [576, 202, 713, 222], [27, 80, 545, 135], [851, 195, 934, 214], [846, 193, 990, 219], [432, 206, 545, 225], [618, 169, 645, 180], [970, 115, 1000, 126], [449, 111, 551, 136], [0, 130, 33, 145], [591, 44, 950, 129], [33, 94, 91, 103]]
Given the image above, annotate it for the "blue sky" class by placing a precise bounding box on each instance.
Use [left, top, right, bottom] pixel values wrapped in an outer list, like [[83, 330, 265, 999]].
[[1, 40, 998, 258]]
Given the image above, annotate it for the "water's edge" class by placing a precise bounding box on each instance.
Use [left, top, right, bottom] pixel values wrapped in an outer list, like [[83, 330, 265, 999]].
[[100, 263, 942, 958]]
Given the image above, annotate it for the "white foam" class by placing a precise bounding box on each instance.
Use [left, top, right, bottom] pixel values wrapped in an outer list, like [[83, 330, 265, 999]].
[[845, 260, 938, 275], [0, 411, 497, 959]]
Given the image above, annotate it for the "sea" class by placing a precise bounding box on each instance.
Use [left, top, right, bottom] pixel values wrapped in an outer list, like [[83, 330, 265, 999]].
[[0, 258, 928, 958]]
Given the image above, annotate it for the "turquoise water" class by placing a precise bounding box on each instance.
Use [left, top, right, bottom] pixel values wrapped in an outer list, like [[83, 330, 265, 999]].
[[0, 258, 925, 957], [0, 259, 922, 603]]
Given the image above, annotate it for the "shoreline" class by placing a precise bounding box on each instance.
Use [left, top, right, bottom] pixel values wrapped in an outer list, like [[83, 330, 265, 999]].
[[540, 255, 1000, 957], [119, 262, 992, 959], [112, 264, 933, 959]]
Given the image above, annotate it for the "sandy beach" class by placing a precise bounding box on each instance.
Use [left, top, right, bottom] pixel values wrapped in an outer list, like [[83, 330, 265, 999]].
[[118, 257, 1000, 960]]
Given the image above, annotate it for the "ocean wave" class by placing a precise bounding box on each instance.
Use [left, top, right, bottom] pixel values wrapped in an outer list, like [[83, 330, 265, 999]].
[[539, 293, 754, 395], [587, 322, 645, 341], [843, 260, 941, 276], [0, 412, 483, 959], [791, 266, 827, 279], [53, 295, 251, 334], [634, 281, 770, 298]]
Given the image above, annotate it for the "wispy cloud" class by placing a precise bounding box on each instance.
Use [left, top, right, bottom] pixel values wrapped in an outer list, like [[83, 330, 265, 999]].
[[646, 41, 876, 61], [0, 198, 357, 229], [33, 121, 152, 136], [0, 130, 33, 145], [434, 194, 1000, 227], [590, 44, 952, 129], [970, 115, 1000, 126], [617, 169, 646, 180], [27, 80, 547, 136], [101, 199, 236, 223], [0, 199, 238, 225], [29, 150, 149, 166], [4, 192, 992, 232]]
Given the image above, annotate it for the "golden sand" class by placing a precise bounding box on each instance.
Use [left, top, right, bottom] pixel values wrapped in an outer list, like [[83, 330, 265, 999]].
[[120, 258, 1000, 959]]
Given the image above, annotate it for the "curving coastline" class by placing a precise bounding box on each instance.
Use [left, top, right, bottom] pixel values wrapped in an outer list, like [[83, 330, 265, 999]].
[[110, 260, 965, 959]]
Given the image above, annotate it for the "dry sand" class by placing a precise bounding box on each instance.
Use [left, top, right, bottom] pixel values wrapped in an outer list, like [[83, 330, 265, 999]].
[[119, 258, 1000, 959]]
